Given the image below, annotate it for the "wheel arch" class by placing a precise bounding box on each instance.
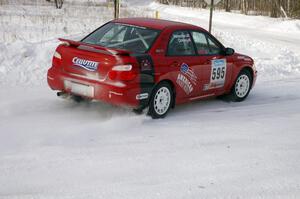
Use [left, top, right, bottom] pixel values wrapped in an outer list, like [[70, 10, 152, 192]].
[[240, 66, 254, 86], [153, 79, 176, 108], [228, 65, 254, 94]]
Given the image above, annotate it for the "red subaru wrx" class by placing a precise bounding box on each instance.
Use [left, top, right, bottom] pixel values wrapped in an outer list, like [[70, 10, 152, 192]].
[[47, 18, 257, 118]]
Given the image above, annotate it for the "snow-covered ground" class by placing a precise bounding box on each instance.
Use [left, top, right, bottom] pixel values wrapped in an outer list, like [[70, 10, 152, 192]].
[[1, 1, 300, 199]]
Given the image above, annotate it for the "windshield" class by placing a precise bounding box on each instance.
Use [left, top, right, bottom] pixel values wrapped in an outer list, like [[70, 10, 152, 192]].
[[81, 22, 160, 53]]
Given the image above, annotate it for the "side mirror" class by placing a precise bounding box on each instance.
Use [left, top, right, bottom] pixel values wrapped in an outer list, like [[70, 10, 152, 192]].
[[224, 47, 235, 56]]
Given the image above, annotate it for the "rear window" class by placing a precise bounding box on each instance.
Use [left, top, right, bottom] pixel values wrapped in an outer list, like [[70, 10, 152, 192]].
[[82, 22, 160, 53]]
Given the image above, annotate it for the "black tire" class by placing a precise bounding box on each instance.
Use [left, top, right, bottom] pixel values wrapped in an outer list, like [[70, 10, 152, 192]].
[[55, 0, 63, 9], [230, 69, 252, 102], [148, 82, 173, 119]]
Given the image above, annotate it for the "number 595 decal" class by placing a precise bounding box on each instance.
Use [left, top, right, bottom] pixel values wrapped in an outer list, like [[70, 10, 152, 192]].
[[210, 59, 227, 88], [212, 66, 225, 80]]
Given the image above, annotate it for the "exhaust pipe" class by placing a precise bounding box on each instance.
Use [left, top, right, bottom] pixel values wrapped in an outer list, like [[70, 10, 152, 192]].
[[57, 91, 69, 98]]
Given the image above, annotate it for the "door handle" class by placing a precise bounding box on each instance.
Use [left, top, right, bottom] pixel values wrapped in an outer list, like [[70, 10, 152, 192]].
[[205, 58, 218, 64], [170, 61, 179, 67], [204, 60, 211, 64]]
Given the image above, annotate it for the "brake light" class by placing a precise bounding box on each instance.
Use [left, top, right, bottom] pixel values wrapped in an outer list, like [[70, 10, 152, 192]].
[[119, 71, 137, 81], [108, 71, 117, 80], [52, 51, 62, 68], [109, 64, 137, 81]]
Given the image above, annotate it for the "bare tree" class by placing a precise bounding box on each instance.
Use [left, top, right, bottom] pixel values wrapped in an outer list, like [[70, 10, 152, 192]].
[[157, 0, 300, 19], [225, 0, 230, 12]]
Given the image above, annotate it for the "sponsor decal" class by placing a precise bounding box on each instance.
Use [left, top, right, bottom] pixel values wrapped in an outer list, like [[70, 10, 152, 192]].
[[136, 93, 149, 100], [237, 56, 252, 61], [140, 59, 152, 71], [180, 63, 197, 85], [205, 59, 227, 90], [203, 84, 210, 91], [72, 57, 99, 71], [176, 73, 193, 95], [173, 34, 191, 43], [155, 49, 164, 53]]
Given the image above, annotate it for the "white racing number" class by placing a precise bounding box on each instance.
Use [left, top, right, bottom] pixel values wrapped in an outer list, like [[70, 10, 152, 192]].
[[209, 59, 227, 89]]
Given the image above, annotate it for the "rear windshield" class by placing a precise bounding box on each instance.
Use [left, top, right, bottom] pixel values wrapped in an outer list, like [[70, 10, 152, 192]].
[[81, 22, 160, 53]]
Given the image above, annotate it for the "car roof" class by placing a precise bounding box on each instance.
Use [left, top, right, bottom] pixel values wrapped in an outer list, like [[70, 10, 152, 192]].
[[112, 18, 204, 31]]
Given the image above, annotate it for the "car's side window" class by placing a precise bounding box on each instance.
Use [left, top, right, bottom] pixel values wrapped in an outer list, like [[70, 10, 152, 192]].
[[167, 31, 196, 56], [206, 35, 223, 55], [191, 31, 223, 55], [191, 31, 210, 55]]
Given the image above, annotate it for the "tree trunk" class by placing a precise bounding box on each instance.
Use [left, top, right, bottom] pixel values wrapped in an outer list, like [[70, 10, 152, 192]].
[[241, 0, 248, 14], [225, 0, 231, 12], [271, 0, 279, 17]]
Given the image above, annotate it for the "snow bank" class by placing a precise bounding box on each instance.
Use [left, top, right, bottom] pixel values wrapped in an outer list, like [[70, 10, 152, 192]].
[[0, 1, 300, 85], [149, 2, 300, 32], [0, 41, 58, 86], [215, 31, 300, 81], [123, 0, 155, 6], [265, 20, 300, 33], [1, 2, 300, 199], [149, 2, 300, 82], [0, 2, 154, 86]]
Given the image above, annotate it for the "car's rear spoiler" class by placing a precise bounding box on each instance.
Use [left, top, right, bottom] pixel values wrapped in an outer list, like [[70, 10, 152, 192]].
[[58, 38, 131, 56]]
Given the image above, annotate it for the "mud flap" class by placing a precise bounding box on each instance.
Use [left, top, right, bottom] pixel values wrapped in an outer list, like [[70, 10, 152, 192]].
[[134, 54, 155, 108]]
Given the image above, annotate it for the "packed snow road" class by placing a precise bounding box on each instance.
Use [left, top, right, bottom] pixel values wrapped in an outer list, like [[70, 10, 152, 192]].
[[1, 79, 300, 199], [1, 1, 300, 199]]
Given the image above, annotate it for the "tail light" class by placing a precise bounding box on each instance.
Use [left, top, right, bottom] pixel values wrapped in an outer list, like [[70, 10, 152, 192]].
[[108, 64, 137, 81], [52, 51, 62, 68], [112, 64, 132, 71]]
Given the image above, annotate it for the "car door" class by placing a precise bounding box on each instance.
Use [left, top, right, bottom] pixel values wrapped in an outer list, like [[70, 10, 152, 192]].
[[161, 30, 203, 99], [190, 31, 233, 96]]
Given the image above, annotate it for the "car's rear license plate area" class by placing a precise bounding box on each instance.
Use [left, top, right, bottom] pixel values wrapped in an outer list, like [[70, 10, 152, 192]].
[[64, 80, 94, 97]]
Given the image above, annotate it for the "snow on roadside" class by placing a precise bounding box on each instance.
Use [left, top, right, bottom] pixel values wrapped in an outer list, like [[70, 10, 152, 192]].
[[148, 2, 300, 82], [0, 1, 300, 85], [0, 41, 58, 86], [149, 2, 300, 34], [215, 31, 300, 81], [264, 19, 300, 33], [1, 2, 300, 199], [0, 2, 153, 86]]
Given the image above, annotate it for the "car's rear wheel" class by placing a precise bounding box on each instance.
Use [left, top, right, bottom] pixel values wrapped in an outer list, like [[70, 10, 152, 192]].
[[148, 82, 173, 119], [231, 69, 252, 102]]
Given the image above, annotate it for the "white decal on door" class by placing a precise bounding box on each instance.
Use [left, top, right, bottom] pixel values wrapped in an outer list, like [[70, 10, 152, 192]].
[[176, 73, 193, 95]]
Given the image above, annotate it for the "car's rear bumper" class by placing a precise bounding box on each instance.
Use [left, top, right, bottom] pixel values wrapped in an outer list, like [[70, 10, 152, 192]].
[[47, 67, 143, 108]]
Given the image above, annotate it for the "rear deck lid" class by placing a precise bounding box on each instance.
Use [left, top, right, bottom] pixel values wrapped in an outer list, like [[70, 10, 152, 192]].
[[58, 38, 130, 80]]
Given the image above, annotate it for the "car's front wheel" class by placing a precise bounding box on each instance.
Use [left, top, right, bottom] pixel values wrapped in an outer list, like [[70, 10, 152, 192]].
[[231, 69, 252, 102], [148, 82, 173, 119]]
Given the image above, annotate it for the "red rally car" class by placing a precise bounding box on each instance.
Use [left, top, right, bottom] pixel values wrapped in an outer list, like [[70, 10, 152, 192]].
[[47, 18, 257, 118]]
